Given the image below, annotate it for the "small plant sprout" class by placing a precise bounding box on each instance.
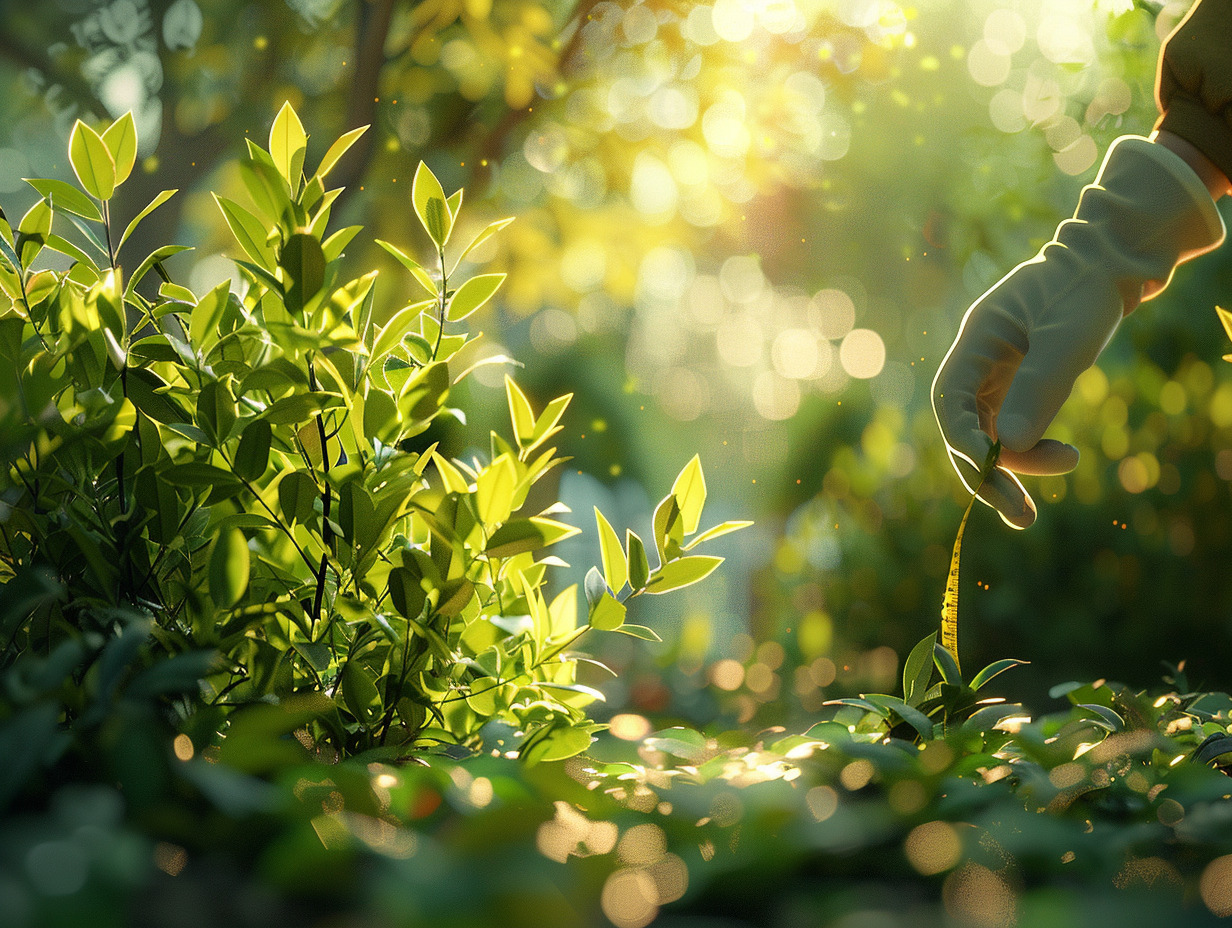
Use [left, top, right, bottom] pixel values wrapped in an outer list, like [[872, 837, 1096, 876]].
[[826, 439, 1029, 739]]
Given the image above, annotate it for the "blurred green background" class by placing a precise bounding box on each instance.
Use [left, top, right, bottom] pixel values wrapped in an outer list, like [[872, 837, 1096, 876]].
[[4, 0, 1231, 726]]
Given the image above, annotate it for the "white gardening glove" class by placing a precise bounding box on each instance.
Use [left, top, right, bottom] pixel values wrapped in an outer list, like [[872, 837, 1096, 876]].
[[933, 135, 1225, 528]]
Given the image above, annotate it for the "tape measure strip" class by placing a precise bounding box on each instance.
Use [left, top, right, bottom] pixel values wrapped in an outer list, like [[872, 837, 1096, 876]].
[[939, 441, 1001, 674]]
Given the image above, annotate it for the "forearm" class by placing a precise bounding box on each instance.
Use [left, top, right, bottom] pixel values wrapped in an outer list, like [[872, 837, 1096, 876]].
[[1153, 0, 1232, 197]]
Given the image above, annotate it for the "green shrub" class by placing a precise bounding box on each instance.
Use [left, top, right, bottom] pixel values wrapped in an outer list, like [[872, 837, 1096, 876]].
[[0, 105, 745, 780]]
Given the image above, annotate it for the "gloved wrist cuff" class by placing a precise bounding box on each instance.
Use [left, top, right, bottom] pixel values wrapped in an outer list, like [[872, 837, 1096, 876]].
[[1156, 98, 1232, 191], [1102, 135, 1225, 258]]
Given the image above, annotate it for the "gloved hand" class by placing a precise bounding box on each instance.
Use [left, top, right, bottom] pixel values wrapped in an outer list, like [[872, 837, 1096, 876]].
[[932, 135, 1225, 528]]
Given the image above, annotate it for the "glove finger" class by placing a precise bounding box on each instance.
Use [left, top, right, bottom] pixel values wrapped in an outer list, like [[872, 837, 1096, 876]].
[[996, 325, 1108, 453], [997, 439, 1079, 476], [980, 467, 1036, 530], [944, 436, 1036, 529]]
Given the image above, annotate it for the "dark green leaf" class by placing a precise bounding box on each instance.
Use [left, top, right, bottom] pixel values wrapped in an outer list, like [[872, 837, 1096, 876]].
[[1194, 733, 1232, 767], [584, 565, 606, 607], [208, 528, 249, 609], [127, 651, 218, 698], [932, 642, 962, 687], [125, 368, 187, 424], [278, 471, 319, 525], [281, 231, 326, 313], [626, 530, 649, 591], [903, 633, 936, 707], [262, 391, 344, 426], [234, 419, 272, 481], [1077, 703, 1125, 733], [652, 494, 683, 565], [864, 694, 934, 740], [341, 663, 383, 727], [970, 658, 1029, 692]]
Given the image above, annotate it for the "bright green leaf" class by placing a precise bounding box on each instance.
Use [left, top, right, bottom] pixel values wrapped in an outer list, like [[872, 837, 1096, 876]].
[[520, 724, 592, 765], [125, 244, 193, 297], [486, 517, 580, 559], [644, 555, 722, 595], [505, 375, 535, 445], [68, 120, 116, 200], [477, 453, 517, 524], [214, 194, 274, 266], [614, 624, 661, 642], [595, 508, 628, 593], [44, 234, 99, 274], [19, 198, 51, 237], [588, 592, 626, 630], [447, 273, 504, 321], [117, 189, 176, 253], [451, 217, 514, 273], [671, 454, 706, 535], [652, 494, 683, 564], [101, 111, 137, 186], [644, 727, 706, 761], [269, 101, 308, 191], [684, 520, 753, 550], [189, 281, 231, 349], [24, 178, 103, 222], [369, 298, 435, 367], [432, 451, 472, 495], [322, 225, 362, 262], [316, 124, 368, 180], [412, 162, 450, 247], [374, 239, 438, 297]]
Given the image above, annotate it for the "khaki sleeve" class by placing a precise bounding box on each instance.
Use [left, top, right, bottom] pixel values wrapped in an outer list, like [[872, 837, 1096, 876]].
[[1155, 0, 1232, 184]]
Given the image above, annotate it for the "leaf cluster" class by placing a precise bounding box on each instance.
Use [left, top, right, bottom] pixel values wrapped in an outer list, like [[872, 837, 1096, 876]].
[[0, 105, 745, 784]]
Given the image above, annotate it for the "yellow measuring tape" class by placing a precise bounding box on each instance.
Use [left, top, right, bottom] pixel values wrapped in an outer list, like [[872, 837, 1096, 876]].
[[940, 441, 1001, 674]]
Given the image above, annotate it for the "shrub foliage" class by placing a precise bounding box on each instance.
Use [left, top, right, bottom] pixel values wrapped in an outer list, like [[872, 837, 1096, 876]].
[[0, 106, 743, 774]]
